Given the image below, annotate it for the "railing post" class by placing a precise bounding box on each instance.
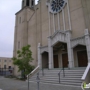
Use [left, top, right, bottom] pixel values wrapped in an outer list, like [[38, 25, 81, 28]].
[[58, 72, 60, 83], [42, 68, 44, 76], [5, 68, 6, 76], [63, 66, 65, 77], [28, 75, 29, 90], [36, 72, 40, 90], [2, 68, 3, 76]]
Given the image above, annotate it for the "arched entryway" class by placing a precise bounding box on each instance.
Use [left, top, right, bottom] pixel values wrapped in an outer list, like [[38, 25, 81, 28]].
[[73, 45, 88, 67], [53, 42, 68, 68], [42, 52, 49, 68]]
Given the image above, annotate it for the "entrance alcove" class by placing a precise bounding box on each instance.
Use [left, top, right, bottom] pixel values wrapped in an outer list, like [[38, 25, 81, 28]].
[[53, 42, 68, 68], [42, 52, 49, 68], [73, 45, 88, 67]]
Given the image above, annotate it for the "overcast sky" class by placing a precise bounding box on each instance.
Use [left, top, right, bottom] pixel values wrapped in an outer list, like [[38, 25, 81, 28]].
[[0, 0, 38, 58]]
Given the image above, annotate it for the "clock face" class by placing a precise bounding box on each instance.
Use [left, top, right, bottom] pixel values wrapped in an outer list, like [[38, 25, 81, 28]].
[[51, 0, 66, 13]]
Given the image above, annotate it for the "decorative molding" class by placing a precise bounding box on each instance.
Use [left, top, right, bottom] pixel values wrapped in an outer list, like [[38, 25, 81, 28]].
[[50, 30, 67, 46], [71, 36, 85, 48], [40, 46, 48, 54]]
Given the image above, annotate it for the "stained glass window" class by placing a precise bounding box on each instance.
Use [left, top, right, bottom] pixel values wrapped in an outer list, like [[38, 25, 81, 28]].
[[51, 0, 65, 13]]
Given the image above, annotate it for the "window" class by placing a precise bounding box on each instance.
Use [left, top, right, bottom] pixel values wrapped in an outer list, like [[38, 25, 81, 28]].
[[51, 0, 65, 13], [4, 60, 7, 62], [9, 60, 11, 62], [8, 66, 11, 69], [32, 0, 34, 7], [4, 65, 6, 69], [26, 0, 30, 6], [22, 0, 24, 7]]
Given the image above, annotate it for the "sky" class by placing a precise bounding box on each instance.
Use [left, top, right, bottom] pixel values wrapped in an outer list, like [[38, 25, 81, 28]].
[[0, 0, 38, 58]]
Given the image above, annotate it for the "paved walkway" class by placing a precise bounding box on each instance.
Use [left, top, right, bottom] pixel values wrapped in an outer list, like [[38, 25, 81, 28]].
[[0, 76, 28, 90]]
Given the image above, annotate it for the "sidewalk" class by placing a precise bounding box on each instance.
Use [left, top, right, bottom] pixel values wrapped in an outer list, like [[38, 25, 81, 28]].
[[0, 76, 28, 90]]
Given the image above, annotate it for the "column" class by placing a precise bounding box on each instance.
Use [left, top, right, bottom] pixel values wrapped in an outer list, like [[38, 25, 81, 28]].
[[29, 0, 31, 7], [58, 13, 60, 30], [85, 29, 90, 63], [48, 11, 51, 36], [24, 0, 26, 6], [48, 36, 53, 69], [67, 0, 71, 30], [66, 30, 74, 68], [38, 43, 42, 69], [53, 14, 55, 32], [62, 9, 65, 31]]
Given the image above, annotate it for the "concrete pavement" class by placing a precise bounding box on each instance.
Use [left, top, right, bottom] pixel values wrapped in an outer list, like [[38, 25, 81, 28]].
[[0, 76, 28, 90]]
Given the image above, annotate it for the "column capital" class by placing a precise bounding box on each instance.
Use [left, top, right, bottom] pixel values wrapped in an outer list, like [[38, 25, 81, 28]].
[[85, 29, 89, 36], [38, 43, 41, 48], [65, 30, 72, 39]]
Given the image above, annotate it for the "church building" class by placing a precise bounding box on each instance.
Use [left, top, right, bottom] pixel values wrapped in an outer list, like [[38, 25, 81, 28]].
[[13, 0, 90, 76]]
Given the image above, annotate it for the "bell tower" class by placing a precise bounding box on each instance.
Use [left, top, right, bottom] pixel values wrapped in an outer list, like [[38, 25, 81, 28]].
[[22, 0, 35, 8]]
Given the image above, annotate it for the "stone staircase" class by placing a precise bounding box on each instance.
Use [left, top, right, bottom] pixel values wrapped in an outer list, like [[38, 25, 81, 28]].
[[29, 67, 85, 87]]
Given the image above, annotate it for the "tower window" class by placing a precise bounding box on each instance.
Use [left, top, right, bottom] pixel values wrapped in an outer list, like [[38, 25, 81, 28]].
[[22, 0, 24, 7], [26, 0, 30, 6], [32, 0, 34, 7]]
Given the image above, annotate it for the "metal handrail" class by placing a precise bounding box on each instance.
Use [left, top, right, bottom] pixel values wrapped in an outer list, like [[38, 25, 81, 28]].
[[42, 63, 49, 76], [42, 68, 44, 76], [27, 65, 39, 90], [36, 72, 40, 90], [58, 67, 65, 83]]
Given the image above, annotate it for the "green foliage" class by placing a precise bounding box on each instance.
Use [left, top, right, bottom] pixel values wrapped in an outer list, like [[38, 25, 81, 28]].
[[12, 45, 34, 78]]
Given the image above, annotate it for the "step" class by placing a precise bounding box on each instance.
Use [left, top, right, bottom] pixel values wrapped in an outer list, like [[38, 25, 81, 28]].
[[28, 68, 85, 87]]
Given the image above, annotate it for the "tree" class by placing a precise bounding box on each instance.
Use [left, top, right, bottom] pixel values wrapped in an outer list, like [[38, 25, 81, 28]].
[[12, 45, 34, 79]]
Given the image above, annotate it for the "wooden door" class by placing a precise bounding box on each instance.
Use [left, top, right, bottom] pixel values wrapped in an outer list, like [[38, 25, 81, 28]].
[[53, 55, 59, 68], [62, 53, 68, 68], [77, 50, 88, 67]]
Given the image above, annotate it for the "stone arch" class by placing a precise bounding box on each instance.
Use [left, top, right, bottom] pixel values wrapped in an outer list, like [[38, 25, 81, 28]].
[[50, 30, 66, 46], [53, 41, 68, 68]]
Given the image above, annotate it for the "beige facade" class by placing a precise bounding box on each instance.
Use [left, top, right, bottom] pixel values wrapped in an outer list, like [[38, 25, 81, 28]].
[[13, 0, 90, 76], [0, 57, 13, 68]]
